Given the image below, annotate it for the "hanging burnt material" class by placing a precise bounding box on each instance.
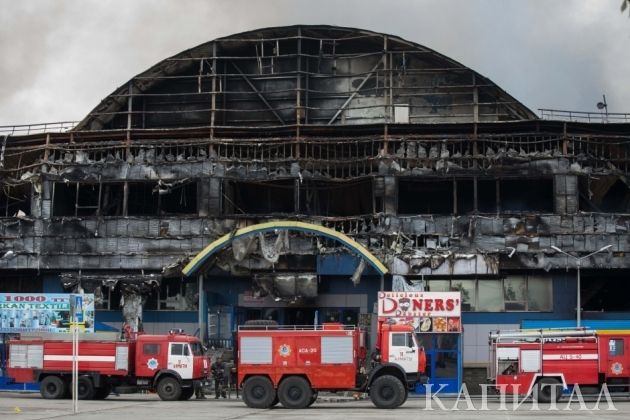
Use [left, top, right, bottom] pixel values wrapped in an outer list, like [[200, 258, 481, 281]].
[[60, 272, 161, 332], [350, 258, 366, 286], [253, 273, 318, 301]]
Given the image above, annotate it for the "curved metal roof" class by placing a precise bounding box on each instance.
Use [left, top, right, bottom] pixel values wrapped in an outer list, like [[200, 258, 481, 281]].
[[75, 25, 537, 131]]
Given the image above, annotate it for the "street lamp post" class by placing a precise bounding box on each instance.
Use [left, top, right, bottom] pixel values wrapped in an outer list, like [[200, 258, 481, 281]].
[[551, 245, 612, 327]]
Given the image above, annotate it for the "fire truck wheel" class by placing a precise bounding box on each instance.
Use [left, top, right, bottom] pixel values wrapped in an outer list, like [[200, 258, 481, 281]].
[[40, 375, 66, 399], [242, 376, 276, 408], [370, 375, 406, 409], [306, 391, 318, 407], [534, 377, 562, 403], [77, 376, 96, 400], [278, 376, 313, 409], [157, 377, 182, 401]]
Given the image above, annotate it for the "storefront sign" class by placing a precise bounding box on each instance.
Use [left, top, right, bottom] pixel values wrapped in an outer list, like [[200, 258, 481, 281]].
[[378, 291, 461, 333], [0, 293, 95, 333]]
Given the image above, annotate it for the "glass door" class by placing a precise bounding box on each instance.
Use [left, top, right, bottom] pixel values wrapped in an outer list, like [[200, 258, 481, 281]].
[[415, 333, 462, 394]]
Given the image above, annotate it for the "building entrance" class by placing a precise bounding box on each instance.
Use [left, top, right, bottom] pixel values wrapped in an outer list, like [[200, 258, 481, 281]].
[[416, 333, 462, 394], [378, 291, 463, 395]]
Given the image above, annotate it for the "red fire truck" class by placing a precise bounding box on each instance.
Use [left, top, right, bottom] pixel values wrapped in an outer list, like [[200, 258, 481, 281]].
[[488, 328, 630, 402], [236, 321, 426, 409], [6, 329, 210, 401]]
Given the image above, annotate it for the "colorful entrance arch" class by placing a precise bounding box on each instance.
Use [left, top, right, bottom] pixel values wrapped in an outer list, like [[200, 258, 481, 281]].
[[182, 220, 388, 277]]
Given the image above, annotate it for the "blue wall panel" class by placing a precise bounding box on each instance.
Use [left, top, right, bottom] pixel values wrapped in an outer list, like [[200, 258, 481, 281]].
[[317, 255, 378, 275], [42, 275, 63, 293], [95, 310, 196, 323]]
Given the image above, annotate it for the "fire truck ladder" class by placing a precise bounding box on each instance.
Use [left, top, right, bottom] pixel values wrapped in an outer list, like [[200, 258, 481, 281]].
[[489, 328, 596, 343]]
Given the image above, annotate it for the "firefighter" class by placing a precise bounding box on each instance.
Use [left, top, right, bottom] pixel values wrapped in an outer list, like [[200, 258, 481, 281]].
[[195, 343, 209, 399], [211, 357, 227, 399], [502, 363, 517, 375], [195, 380, 207, 399]]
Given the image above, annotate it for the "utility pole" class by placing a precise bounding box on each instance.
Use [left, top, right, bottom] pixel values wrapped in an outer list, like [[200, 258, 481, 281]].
[[551, 245, 612, 327]]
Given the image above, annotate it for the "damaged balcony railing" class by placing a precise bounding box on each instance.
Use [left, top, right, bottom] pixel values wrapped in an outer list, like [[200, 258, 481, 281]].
[[3, 131, 630, 184], [539, 109, 630, 123], [0, 121, 78, 136]]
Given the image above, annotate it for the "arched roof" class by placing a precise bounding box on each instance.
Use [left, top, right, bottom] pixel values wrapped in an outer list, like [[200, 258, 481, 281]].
[[76, 25, 537, 131]]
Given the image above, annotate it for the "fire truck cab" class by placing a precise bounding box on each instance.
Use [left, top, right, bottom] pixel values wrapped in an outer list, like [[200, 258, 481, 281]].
[[236, 322, 426, 409], [488, 328, 630, 402]]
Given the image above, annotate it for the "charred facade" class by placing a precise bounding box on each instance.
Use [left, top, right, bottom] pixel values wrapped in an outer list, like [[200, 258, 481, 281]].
[[1, 26, 629, 367]]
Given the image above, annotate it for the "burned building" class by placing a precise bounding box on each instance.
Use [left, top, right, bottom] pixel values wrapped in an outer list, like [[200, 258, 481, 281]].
[[1, 25, 629, 373]]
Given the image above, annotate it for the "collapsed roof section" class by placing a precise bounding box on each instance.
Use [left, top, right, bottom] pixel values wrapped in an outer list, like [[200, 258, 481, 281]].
[[75, 25, 537, 132]]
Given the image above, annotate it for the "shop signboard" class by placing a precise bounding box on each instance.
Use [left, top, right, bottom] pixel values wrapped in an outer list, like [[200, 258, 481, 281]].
[[0, 293, 95, 333], [377, 291, 461, 333]]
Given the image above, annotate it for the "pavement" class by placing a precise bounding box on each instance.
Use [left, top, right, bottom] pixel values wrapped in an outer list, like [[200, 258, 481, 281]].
[[1, 391, 629, 420]]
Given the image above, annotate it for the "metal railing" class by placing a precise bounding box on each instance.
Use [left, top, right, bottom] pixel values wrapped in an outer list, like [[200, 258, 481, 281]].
[[208, 338, 233, 349], [237, 323, 358, 331], [0, 121, 78, 136], [539, 108, 630, 123]]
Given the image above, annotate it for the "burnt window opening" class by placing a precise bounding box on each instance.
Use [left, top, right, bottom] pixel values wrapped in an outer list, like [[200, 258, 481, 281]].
[[128, 181, 198, 216], [100, 184, 125, 216], [95, 283, 121, 310], [456, 180, 474, 214], [158, 182, 198, 215], [96, 280, 163, 311], [398, 179, 453, 215], [76, 184, 100, 216], [500, 179, 553, 213], [53, 181, 196, 217], [0, 185, 31, 217], [580, 176, 630, 213], [160, 277, 197, 310], [300, 179, 373, 216], [53, 182, 125, 217], [127, 183, 159, 216], [398, 178, 554, 215], [52, 183, 76, 216], [223, 180, 295, 214], [478, 179, 498, 213], [0, 271, 42, 292], [602, 179, 630, 212], [582, 271, 630, 312], [53, 182, 101, 217], [144, 288, 159, 310]]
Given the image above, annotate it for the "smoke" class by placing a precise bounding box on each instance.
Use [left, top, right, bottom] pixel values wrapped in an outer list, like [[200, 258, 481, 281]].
[[1, 0, 629, 125]]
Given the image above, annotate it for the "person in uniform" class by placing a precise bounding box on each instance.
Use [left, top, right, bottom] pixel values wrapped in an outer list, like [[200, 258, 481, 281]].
[[195, 379, 207, 399], [211, 357, 227, 399], [195, 344, 210, 399]]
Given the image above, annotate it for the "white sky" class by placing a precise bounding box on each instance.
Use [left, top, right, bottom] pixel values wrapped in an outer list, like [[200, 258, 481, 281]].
[[1, 0, 629, 126]]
